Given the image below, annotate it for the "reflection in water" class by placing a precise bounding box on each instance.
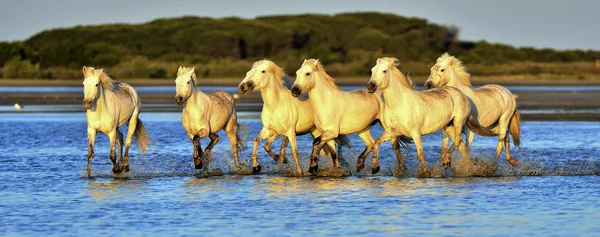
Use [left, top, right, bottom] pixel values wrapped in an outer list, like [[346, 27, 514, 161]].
[[86, 179, 147, 201]]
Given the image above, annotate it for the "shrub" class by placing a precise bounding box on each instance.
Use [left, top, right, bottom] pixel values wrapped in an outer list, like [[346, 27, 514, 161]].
[[2, 56, 40, 78]]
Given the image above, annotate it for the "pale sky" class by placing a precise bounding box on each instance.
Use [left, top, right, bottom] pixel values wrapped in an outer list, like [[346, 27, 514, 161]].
[[0, 0, 598, 50]]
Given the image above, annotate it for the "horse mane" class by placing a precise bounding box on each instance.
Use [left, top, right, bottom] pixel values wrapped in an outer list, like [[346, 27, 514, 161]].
[[437, 53, 472, 86], [379, 57, 414, 90], [304, 59, 339, 90], [253, 59, 290, 87], [85, 67, 129, 95], [178, 66, 200, 85]]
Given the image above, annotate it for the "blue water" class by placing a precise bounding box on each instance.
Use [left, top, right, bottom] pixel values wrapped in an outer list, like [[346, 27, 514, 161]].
[[2, 85, 600, 94], [0, 113, 599, 236]]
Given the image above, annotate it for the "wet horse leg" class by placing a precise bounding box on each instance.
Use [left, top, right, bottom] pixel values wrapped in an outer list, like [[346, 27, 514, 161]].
[[369, 130, 392, 174], [86, 127, 97, 177], [309, 130, 339, 174], [108, 130, 120, 173], [251, 128, 271, 174], [116, 130, 123, 169], [391, 137, 408, 176], [122, 113, 139, 172], [263, 134, 280, 162], [204, 133, 220, 167], [355, 130, 375, 173], [192, 135, 205, 170], [278, 136, 289, 169]]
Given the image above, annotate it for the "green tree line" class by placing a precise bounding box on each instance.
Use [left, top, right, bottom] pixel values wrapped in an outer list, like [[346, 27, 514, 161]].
[[0, 12, 598, 79]]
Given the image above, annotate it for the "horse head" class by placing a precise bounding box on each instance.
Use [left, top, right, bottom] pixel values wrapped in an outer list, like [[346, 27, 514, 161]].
[[175, 66, 198, 106], [82, 66, 104, 110], [239, 60, 283, 94], [291, 59, 322, 97], [368, 57, 401, 92], [425, 53, 470, 89]]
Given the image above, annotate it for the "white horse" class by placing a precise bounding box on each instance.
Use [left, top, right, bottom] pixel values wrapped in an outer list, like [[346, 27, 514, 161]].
[[82, 66, 152, 176], [291, 59, 404, 174], [425, 53, 521, 166], [367, 58, 494, 174], [238, 59, 350, 175], [176, 66, 246, 171]]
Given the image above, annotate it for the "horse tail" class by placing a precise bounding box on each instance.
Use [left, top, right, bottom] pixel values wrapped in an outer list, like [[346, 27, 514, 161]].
[[508, 109, 521, 147], [335, 135, 353, 148], [236, 123, 249, 151], [133, 118, 154, 153], [466, 115, 495, 137]]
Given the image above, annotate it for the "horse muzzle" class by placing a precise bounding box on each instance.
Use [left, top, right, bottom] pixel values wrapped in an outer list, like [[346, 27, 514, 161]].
[[290, 86, 301, 97], [424, 80, 434, 90], [366, 82, 378, 93], [175, 96, 184, 106], [238, 82, 255, 94], [82, 100, 92, 110]]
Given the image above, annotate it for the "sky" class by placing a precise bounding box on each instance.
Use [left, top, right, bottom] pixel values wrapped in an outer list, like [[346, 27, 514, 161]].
[[0, 0, 598, 50]]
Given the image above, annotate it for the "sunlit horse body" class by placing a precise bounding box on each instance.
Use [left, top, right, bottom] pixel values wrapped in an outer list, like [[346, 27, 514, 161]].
[[291, 59, 401, 174], [82, 67, 152, 176], [176, 66, 246, 171], [238, 60, 349, 175], [425, 53, 521, 166], [367, 58, 494, 174]]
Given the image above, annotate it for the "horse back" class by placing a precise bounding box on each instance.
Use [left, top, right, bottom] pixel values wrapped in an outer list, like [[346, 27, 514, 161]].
[[206, 90, 235, 131]]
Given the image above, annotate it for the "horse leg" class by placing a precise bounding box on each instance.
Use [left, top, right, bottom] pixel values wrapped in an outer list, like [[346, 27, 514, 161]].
[[492, 132, 507, 165], [309, 130, 338, 175], [224, 120, 240, 168], [192, 135, 205, 170], [116, 130, 124, 170], [370, 131, 392, 174], [204, 133, 220, 167], [108, 130, 120, 173], [391, 137, 407, 176], [504, 136, 519, 166], [355, 130, 375, 173], [440, 130, 449, 163], [310, 130, 334, 168], [263, 134, 280, 163], [286, 132, 303, 176], [86, 127, 97, 177], [122, 113, 139, 172], [278, 136, 289, 169], [412, 134, 429, 176], [324, 140, 338, 168], [251, 128, 270, 174]]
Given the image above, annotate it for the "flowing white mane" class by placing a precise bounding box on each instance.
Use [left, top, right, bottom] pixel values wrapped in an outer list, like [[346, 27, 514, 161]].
[[437, 53, 471, 86]]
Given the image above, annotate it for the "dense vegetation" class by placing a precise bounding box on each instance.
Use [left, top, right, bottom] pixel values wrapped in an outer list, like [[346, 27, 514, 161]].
[[0, 12, 598, 79]]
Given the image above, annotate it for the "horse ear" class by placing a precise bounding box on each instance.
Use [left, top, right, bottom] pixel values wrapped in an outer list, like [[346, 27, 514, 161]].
[[191, 67, 196, 73], [393, 59, 401, 67], [97, 69, 105, 80], [377, 58, 382, 64], [177, 66, 183, 76], [82, 66, 87, 77]]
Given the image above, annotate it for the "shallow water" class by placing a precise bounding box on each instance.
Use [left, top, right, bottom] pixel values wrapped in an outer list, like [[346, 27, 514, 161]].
[[0, 113, 599, 236]]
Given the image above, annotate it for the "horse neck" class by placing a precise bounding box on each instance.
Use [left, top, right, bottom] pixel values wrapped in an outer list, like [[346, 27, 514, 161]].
[[186, 84, 207, 109], [259, 75, 284, 106], [447, 70, 474, 96], [94, 87, 110, 113], [384, 73, 417, 107], [307, 75, 338, 106]]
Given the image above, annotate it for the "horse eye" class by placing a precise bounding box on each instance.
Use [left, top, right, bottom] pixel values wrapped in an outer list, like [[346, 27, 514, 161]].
[[305, 72, 310, 76], [187, 81, 190, 84], [441, 69, 445, 72], [95, 84, 98, 87], [261, 70, 266, 73], [383, 70, 387, 73]]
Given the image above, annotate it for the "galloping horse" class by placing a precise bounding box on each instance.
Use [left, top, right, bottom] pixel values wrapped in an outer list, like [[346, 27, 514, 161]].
[[175, 66, 246, 171], [291, 59, 400, 174], [425, 53, 521, 167], [367, 58, 493, 174], [82, 66, 152, 176], [238, 60, 349, 175]]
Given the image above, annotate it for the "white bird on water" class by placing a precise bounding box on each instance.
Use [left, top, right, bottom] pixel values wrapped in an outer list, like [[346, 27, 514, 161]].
[[14, 103, 22, 110]]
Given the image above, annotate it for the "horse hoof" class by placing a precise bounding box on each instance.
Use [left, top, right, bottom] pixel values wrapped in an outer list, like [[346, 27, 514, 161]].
[[282, 157, 289, 164], [195, 161, 204, 170], [112, 167, 121, 174], [309, 165, 318, 174], [356, 164, 365, 173], [121, 165, 130, 173], [253, 165, 262, 174], [508, 159, 520, 167], [372, 166, 381, 174], [442, 162, 451, 169]]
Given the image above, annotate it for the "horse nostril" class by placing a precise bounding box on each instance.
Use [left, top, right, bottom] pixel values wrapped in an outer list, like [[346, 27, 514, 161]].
[[176, 96, 183, 104], [290, 86, 301, 96], [367, 82, 377, 92], [425, 81, 433, 89]]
